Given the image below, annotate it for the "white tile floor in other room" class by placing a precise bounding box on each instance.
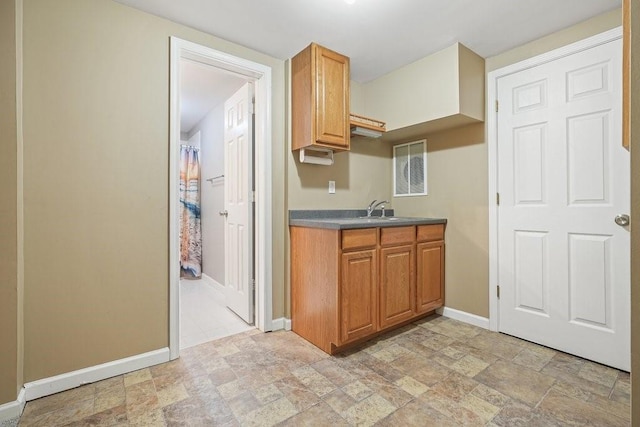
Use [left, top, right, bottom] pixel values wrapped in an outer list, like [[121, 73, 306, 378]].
[[180, 277, 254, 349]]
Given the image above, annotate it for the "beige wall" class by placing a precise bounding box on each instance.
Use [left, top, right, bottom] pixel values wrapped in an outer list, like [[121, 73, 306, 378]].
[[362, 43, 484, 131], [392, 123, 488, 316], [22, 0, 286, 382], [362, 44, 461, 131], [458, 44, 485, 121], [486, 9, 621, 72], [350, 80, 365, 115], [0, 0, 18, 406], [359, 43, 485, 143], [630, 1, 639, 423], [287, 140, 393, 210]]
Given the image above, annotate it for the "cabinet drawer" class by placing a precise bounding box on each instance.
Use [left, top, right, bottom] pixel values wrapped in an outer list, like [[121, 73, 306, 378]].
[[417, 224, 444, 242], [380, 226, 415, 247], [342, 228, 377, 251]]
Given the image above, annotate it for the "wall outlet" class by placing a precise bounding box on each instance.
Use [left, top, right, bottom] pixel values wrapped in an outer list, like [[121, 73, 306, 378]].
[[328, 181, 336, 194]]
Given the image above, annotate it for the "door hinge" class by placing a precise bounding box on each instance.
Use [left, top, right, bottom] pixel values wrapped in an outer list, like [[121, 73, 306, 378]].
[[496, 193, 500, 205], [251, 191, 256, 202], [251, 278, 255, 291], [497, 285, 500, 299], [495, 100, 499, 112]]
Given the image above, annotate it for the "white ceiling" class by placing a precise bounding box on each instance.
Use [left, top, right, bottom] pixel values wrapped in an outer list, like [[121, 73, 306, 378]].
[[180, 59, 246, 133], [116, 0, 620, 83]]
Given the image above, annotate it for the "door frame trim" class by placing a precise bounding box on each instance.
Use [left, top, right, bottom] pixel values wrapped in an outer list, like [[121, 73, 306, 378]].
[[487, 27, 622, 332], [169, 37, 273, 359]]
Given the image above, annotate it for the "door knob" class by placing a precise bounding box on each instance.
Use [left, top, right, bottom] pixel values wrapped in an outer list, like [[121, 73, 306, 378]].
[[219, 210, 228, 217], [614, 214, 630, 227]]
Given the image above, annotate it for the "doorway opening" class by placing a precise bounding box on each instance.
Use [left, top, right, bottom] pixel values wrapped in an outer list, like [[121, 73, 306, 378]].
[[178, 58, 253, 349], [169, 38, 273, 359]]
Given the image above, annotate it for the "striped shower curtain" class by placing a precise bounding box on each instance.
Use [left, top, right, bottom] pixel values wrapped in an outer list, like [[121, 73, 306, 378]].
[[179, 145, 202, 278]]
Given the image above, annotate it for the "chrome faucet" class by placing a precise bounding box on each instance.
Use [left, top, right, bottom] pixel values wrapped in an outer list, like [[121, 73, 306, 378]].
[[366, 199, 389, 217]]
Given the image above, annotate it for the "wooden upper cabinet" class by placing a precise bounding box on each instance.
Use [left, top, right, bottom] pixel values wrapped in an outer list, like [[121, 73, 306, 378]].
[[292, 43, 350, 151]]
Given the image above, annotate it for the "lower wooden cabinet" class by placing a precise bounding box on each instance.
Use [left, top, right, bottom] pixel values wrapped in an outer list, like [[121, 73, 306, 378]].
[[291, 223, 445, 354], [416, 241, 445, 314], [340, 249, 378, 343], [379, 244, 415, 329]]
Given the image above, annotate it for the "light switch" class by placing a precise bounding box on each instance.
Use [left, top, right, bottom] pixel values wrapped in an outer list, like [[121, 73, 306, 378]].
[[328, 181, 336, 194]]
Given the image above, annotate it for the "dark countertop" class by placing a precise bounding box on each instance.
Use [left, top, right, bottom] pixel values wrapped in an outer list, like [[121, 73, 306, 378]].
[[289, 209, 447, 230]]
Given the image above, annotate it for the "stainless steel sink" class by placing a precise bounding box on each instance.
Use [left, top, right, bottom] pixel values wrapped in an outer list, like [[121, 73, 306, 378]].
[[353, 216, 404, 221]]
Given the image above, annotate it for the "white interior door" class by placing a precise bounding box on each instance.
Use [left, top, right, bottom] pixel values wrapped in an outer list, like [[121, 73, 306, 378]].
[[497, 39, 630, 370], [224, 82, 254, 324]]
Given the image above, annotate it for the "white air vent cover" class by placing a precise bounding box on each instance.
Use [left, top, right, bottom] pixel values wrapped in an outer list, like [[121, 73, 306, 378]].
[[394, 139, 427, 197]]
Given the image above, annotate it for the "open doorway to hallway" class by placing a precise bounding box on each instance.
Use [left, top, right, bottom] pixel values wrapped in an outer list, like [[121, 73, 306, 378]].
[[169, 37, 274, 360], [178, 56, 254, 349]]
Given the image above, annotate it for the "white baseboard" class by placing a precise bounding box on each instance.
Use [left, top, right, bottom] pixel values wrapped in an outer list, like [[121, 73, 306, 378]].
[[0, 388, 25, 422], [271, 317, 292, 331], [23, 348, 170, 402], [437, 306, 490, 330], [201, 273, 225, 293]]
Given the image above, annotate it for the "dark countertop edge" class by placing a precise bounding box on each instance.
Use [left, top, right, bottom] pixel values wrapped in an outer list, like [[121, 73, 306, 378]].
[[289, 209, 394, 220], [289, 217, 447, 230]]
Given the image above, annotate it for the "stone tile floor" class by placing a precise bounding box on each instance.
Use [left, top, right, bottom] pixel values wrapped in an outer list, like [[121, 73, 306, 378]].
[[17, 315, 630, 426]]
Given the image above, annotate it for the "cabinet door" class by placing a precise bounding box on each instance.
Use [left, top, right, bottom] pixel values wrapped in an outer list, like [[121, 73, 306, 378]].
[[416, 241, 445, 314], [379, 244, 415, 329], [315, 46, 350, 149], [340, 249, 377, 344]]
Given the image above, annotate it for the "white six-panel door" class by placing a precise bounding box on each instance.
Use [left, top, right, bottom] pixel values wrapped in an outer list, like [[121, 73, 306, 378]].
[[224, 83, 254, 324], [497, 39, 630, 370]]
